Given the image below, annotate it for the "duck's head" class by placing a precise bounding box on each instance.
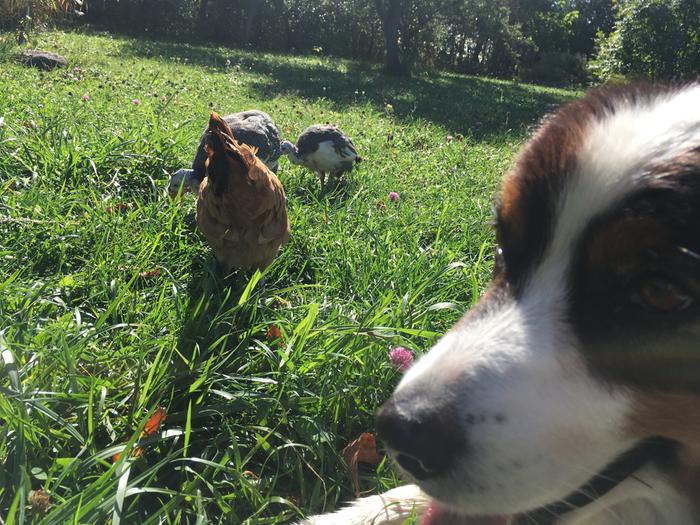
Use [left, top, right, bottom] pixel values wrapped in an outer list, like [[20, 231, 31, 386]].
[[280, 140, 297, 156]]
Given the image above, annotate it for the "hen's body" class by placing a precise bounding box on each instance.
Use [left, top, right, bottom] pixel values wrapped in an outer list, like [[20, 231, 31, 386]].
[[196, 113, 290, 272]]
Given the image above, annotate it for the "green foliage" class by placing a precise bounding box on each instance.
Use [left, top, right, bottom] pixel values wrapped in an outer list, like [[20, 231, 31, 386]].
[[0, 34, 19, 59], [0, 30, 574, 523], [516, 0, 579, 54], [510, 0, 599, 85], [88, 0, 384, 60], [568, 0, 615, 56], [520, 51, 590, 86], [16, 0, 700, 86], [0, 0, 84, 35], [78, 0, 618, 84], [591, 0, 700, 81]]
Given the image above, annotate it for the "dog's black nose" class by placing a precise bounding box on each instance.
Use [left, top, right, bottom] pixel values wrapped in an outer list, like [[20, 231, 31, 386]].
[[376, 397, 464, 480]]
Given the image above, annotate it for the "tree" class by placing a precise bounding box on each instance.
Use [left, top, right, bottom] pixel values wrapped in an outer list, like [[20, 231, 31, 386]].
[[374, 0, 406, 74], [569, 0, 614, 56], [431, 0, 529, 77], [196, 0, 210, 32], [72, 0, 647, 86], [1, 0, 84, 40], [592, 0, 700, 81]]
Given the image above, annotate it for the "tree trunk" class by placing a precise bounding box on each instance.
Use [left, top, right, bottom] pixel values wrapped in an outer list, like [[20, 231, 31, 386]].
[[272, 0, 290, 49], [472, 39, 484, 73], [244, 0, 262, 47], [196, 0, 210, 32], [24, 0, 33, 36], [456, 34, 466, 70], [374, 0, 407, 75]]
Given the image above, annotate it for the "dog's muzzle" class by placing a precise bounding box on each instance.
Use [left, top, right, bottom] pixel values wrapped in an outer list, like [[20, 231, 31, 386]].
[[376, 396, 465, 480]]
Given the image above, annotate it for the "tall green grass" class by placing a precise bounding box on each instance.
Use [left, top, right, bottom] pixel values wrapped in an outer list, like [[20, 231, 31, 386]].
[[0, 30, 574, 523]]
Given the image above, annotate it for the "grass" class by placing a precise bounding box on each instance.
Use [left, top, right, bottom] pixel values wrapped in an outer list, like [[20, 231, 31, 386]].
[[0, 29, 575, 524]]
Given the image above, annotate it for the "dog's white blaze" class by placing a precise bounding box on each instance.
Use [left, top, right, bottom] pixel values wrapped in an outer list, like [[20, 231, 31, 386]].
[[545, 84, 700, 281], [400, 302, 523, 386]]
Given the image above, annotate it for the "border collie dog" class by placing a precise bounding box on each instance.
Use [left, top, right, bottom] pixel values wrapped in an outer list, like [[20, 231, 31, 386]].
[[300, 83, 700, 525]]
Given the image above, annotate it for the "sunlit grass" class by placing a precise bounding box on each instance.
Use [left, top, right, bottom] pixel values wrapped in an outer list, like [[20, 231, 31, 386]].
[[0, 29, 574, 523]]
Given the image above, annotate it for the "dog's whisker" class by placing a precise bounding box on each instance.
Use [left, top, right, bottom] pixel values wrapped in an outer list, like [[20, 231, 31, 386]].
[[581, 487, 630, 525], [676, 244, 700, 261], [628, 474, 654, 489]]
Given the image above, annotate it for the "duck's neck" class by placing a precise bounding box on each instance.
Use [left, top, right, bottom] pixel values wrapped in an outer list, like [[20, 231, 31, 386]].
[[288, 153, 304, 166]]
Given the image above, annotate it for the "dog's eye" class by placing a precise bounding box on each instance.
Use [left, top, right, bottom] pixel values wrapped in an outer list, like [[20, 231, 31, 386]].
[[635, 277, 692, 312]]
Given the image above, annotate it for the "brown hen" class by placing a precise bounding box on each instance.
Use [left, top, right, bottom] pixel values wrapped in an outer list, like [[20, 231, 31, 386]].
[[196, 112, 290, 272]]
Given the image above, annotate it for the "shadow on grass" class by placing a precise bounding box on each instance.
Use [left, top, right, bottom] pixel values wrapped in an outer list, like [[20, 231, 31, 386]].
[[114, 35, 574, 140], [173, 258, 251, 375]]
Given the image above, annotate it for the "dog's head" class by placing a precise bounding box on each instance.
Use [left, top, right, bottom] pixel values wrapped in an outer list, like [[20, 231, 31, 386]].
[[377, 83, 700, 522]]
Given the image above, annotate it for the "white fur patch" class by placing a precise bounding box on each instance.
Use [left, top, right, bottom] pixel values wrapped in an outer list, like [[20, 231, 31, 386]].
[[296, 484, 429, 525]]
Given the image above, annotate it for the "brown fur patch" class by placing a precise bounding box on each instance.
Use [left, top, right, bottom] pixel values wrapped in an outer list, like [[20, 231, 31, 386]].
[[629, 392, 700, 502], [629, 392, 700, 448], [496, 115, 583, 259], [585, 216, 669, 272]]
